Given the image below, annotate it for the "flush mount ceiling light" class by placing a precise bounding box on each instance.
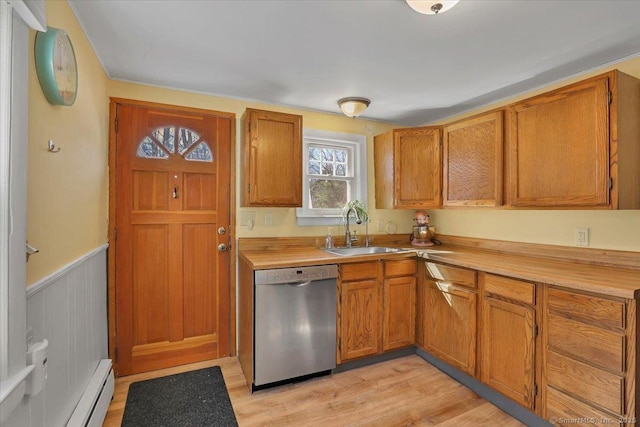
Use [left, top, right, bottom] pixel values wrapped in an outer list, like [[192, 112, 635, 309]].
[[406, 0, 460, 15], [337, 97, 371, 118]]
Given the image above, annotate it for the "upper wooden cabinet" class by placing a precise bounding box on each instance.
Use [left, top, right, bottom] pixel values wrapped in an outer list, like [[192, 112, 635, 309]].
[[241, 108, 302, 207], [507, 71, 640, 209], [374, 127, 442, 209], [443, 110, 504, 207]]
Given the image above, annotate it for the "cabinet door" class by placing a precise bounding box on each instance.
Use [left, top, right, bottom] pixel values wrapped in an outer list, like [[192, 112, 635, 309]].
[[443, 110, 503, 207], [340, 279, 381, 361], [481, 297, 536, 410], [508, 77, 610, 207], [394, 127, 442, 208], [242, 109, 302, 206], [383, 276, 416, 351], [423, 281, 477, 376]]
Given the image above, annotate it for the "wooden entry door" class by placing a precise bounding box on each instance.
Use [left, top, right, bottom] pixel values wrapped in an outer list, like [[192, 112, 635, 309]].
[[113, 101, 232, 376]]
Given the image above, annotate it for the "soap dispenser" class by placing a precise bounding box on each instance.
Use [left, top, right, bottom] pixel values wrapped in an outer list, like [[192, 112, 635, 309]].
[[325, 227, 334, 249]]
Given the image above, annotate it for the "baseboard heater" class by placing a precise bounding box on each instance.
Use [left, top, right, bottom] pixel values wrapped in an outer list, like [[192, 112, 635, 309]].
[[67, 359, 114, 427]]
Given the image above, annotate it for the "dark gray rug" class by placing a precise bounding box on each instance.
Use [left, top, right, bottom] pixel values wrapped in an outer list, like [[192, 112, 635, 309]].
[[121, 366, 238, 427]]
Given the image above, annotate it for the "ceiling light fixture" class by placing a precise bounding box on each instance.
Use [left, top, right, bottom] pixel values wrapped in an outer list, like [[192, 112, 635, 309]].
[[406, 0, 460, 15], [337, 97, 371, 118]]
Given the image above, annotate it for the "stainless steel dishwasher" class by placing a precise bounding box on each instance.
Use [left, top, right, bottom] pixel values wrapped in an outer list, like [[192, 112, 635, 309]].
[[253, 264, 338, 388]]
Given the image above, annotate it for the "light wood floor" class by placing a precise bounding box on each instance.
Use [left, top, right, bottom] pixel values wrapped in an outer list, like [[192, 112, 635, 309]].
[[103, 355, 525, 426]]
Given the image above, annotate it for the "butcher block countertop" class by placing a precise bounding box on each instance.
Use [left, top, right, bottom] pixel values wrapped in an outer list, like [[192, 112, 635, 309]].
[[238, 235, 640, 299]]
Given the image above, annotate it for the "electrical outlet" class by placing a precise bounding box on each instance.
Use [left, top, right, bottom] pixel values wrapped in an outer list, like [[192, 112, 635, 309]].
[[240, 211, 255, 227], [264, 212, 272, 226], [575, 227, 589, 247]]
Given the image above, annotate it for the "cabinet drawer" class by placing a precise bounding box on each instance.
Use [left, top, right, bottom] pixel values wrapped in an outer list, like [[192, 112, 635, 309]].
[[546, 351, 624, 415], [424, 262, 476, 289], [340, 262, 379, 281], [546, 386, 623, 427], [548, 313, 625, 373], [547, 288, 625, 330], [385, 259, 416, 277], [483, 274, 535, 305]]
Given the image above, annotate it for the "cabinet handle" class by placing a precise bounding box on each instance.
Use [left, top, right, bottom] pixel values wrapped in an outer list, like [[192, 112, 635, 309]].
[[173, 186, 178, 199]]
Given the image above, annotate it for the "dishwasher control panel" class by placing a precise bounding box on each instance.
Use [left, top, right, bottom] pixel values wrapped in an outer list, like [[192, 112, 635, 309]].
[[255, 265, 338, 285]]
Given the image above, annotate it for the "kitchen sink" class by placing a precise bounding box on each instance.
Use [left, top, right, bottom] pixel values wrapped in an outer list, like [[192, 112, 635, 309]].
[[321, 246, 413, 256]]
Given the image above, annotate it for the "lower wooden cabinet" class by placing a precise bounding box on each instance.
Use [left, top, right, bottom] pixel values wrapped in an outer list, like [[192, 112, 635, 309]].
[[338, 259, 416, 363], [383, 260, 416, 351], [480, 273, 538, 411], [421, 261, 477, 376], [337, 255, 639, 425], [543, 287, 634, 426], [338, 262, 381, 362]]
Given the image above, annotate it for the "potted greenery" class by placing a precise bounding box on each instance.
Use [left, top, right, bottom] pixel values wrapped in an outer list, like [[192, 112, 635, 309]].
[[342, 200, 369, 223]]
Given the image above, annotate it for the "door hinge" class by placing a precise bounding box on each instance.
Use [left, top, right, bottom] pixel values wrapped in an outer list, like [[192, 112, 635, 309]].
[[533, 383, 538, 396], [114, 347, 118, 363], [608, 177, 614, 191], [113, 227, 117, 242], [114, 116, 119, 133], [247, 184, 251, 193], [608, 91, 613, 105], [533, 324, 539, 337]]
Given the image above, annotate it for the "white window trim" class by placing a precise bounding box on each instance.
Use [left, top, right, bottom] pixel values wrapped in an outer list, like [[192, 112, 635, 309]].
[[296, 129, 367, 227]]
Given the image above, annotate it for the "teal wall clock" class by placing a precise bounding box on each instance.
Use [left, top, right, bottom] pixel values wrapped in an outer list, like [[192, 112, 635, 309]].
[[34, 26, 78, 106]]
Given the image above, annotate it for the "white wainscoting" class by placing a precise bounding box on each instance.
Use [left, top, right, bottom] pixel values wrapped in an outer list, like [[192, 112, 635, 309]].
[[3, 244, 108, 427]]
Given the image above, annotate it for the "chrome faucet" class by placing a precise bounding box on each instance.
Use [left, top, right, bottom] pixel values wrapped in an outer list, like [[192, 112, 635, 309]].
[[344, 207, 362, 248]]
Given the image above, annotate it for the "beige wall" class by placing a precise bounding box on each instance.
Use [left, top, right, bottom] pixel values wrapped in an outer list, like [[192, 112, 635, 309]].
[[107, 81, 414, 242], [27, 1, 109, 283], [429, 55, 640, 252], [27, 1, 640, 287]]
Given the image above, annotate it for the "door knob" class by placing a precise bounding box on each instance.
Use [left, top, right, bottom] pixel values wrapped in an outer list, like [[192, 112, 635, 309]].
[[217, 226, 226, 235], [217, 243, 228, 252]]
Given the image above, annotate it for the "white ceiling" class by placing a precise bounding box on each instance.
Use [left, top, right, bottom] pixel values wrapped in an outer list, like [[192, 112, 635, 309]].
[[68, 0, 640, 126]]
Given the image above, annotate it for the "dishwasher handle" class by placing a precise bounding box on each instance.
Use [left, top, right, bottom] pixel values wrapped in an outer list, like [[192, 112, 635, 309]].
[[255, 280, 312, 287], [287, 280, 311, 287]]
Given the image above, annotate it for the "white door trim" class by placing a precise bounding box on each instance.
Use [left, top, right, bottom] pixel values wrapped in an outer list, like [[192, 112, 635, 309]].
[[0, 0, 14, 381]]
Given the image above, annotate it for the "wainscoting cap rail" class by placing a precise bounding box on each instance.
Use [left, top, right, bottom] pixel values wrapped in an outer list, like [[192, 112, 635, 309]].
[[26, 243, 108, 297]]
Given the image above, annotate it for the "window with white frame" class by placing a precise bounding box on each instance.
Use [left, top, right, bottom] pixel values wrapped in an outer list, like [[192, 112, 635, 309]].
[[296, 129, 367, 226]]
